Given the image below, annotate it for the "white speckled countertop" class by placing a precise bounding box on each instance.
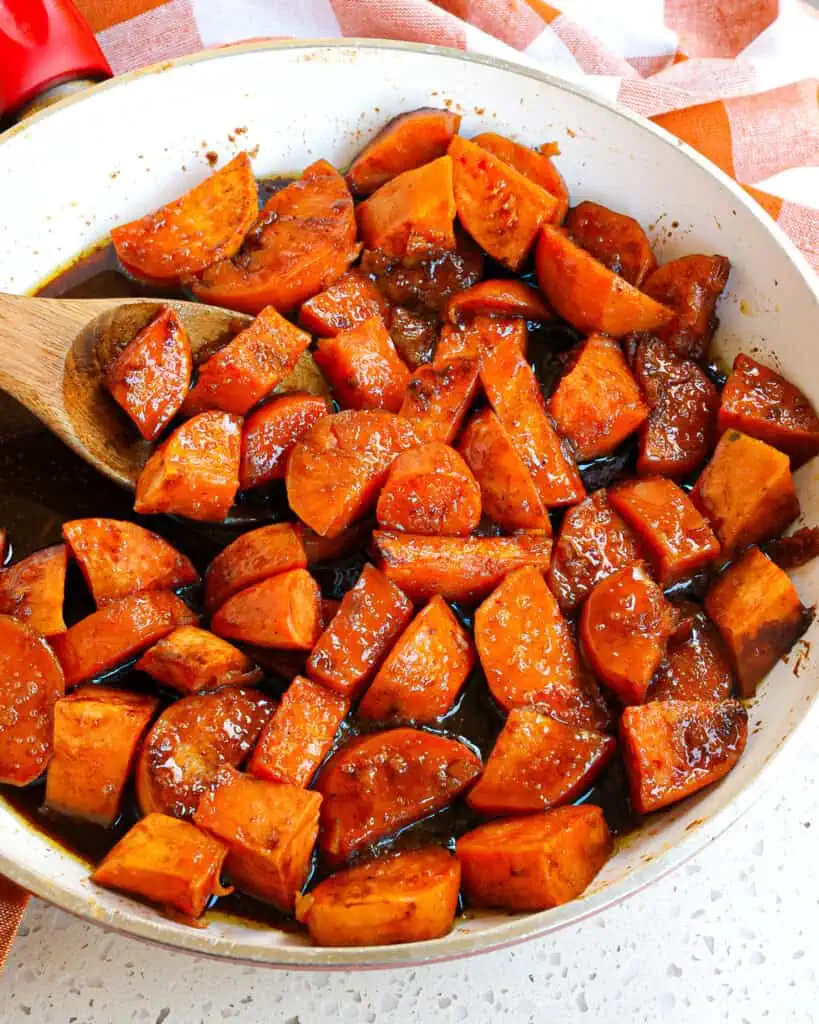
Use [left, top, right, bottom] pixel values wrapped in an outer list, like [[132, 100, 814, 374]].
[[3, 729, 816, 1024]]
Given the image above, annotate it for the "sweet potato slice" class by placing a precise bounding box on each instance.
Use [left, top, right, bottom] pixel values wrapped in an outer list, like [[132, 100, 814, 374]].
[[92, 813, 228, 917], [316, 728, 481, 860], [0, 615, 64, 785], [134, 411, 242, 522], [467, 708, 615, 815], [472, 132, 569, 224], [0, 543, 67, 637], [435, 315, 527, 364], [719, 353, 819, 466], [648, 615, 734, 702], [445, 279, 551, 323], [136, 627, 261, 694], [400, 358, 480, 444], [45, 686, 159, 825], [449, 135, 558, 270], [211, 569, 322, 650], [550, 334, 649, 460], [642, 254, 730, 361], [111, 152, 257, 284], [475, 566, 609, 730], [620, 699, 748, 814], [298, 269, 389, 336], [535, 225, 673, 337], [690, 430, 799, 556], [204, 523, 306, 613], [610, 477, 720, 585], [193, 160, 359, 315], [136, 687, 274, 818], [62, 518, 199, 606], [705, 546, 812, 697], [456, 806, 612, 911], [565, 201, 656, 286], [580, 566, 674, 705], [296, 848, 460, 947], [307, 564, 413, 698], [104, 306, 193, 440], [240, 393, 330, 490], [314, 316, 411, 413]]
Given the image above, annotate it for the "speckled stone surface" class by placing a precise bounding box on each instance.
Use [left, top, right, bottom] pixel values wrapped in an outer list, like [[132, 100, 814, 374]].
[[3, 731, 817, 1024]]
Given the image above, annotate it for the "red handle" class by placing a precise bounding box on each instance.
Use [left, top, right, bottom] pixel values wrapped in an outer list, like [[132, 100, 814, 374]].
[[0, 0, 111, 118]]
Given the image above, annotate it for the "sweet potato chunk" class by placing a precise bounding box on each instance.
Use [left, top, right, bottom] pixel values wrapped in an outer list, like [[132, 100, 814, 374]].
[[610, 477, 720, 585], [211, 569, 322, 650], [648, 615, 734, 702], [0, 544, 66, 637], [456, 806, 612, 911], [0, 615, 64, 785], [690, 430, 799, 555], [550, 334, 649, 460], [642, 254, 730, 362], [204, 523, 306, 613], [193, 160, 359, 315], [314, 316, 410, 413], [535, 225, 673, 337], [435, 315, 527, 364], [136, 687, 274, 818], [356, 156, 456, 260], [104, 306, 192, 440], [307, 564, 413, 698], [620, 699, 747, 813], [298, 269, 389, 336], [445, 279, 551, 323], [136, 627, 261, 694], [51, 592, 197, 688], [92, 813, 228, 917], [134, 411, 242, 522], [719, 353, 819, 466], [111, 152, 257, 284], [449, 135, 558, 270], [580, 566, 674, 705], [296, 847, 460, 947], [193, 767, 320, 911], [565, 201, 656, 287], [316, 728, 481, 860], [472, 132, 569, 224], [467, 708, 615, 815], [475, 566, 609, 730], [705, 546, 811, 697], [45, 686, 159, 825], [240, 393, 329, 490], [400, 358, 480, 444]]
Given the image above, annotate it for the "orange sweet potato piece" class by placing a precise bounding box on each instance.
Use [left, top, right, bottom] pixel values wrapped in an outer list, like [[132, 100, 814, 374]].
[[211, 569, 322, 650], [286, 410, 419, 538], [642, 254, 730, 362], [467, 708, 615, 815], [296, 847, 460, 947], [136, 626, 261, 694], [690, 430, 800, 556], [204, 523, 306, 613], [535, 225, 673, 337], [456, 806, 612, 911], [45, 686, 159, 825], [705, 546, 812, 697], [62, 518, 198, 606], [193, 767, 320, 911], [104, 306, 192, 440], [719, 353, 819, 467], [111, 152, 257, 284], [307, 564, 413, 697], [550, 334, 649, 460], [314, 316, 411, 413], [316, 728, 481, 860], [0, 615, 64, 785], [620, 698, 748, 813], [580, 566, 674, 705], [193, 160, 359, 315], [435, 315, 527, 364], [92, 813, 228, 917], [610, 477, 720, 585], [0, 543, 67, 637], [358, 596, 474, 722], [373, 530, 553, 604], [134, 411, 242, 522], [648, 615, 734, 702], [347, 107, 462, 195], [51, 592, 197, 688], [298, 269, 389, 336], [136, 687, 274, 818], [400, 358, 480, 444], [565, 201, 656, 287], [445, 279, 551, 324], [472, 132, 569, 224], [449, 135, 558, 270], [475, 566, 610, 730], [240, 393, 330, 490]]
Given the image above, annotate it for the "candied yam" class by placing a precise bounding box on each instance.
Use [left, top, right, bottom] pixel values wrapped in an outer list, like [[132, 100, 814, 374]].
[[136, 627, 261, 694], [535, 225, 673, 337], [134, 411, 242, 522], [445, 279, 551, 323], [45, 686, 159, 825], [435, 314, 527, 364], [0, 615, 64, 786], [456, 806, 612, 911], [648, 616, 734, 702], [472, 132, 569, 224], [296, 848, 460, 947], [204, 523, 307, 613], [111, 152, 257, 284], [642, 254, 730, 361], [314, 316, 410, 413], [240, 392, 330, 490], [565, 201, 656, 286], [211, 569, 322, 650], [0, 544, 67, 637], [298, 269, 389, 336], [92, 813, 228, 917], [316, 728, 481, 860], [690, 430, 799, 556], [400, 358, 480, 444], [388, 307, 438, 369], [620, 699, 747, 814], [307, 564, 413, 698]]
